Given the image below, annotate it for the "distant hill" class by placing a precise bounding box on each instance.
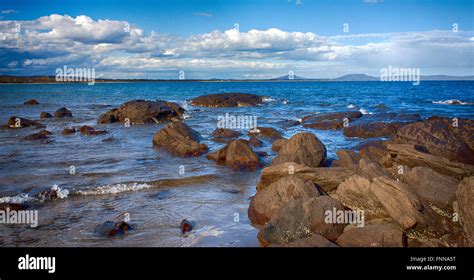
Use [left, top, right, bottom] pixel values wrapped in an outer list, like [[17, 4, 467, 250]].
[[331, 74, 378, 81]]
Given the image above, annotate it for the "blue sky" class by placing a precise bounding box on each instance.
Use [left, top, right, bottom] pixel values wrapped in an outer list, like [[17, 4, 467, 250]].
[[0, 0, 473, 78]]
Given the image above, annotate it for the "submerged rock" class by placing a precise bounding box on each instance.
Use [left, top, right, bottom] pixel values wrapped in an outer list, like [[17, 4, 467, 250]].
[[7, 116, 44, 129], [79, 125, 108, 136], [24, 130, 51, 141], [180, 219, 194, 235], [40, 112, 52, 119], [54, 107, 73, 118], [272, 132, 326, 168], [190, 93, 264, 108], [207, 139, 261, 171], [95, 221, 132, 237], [211, 128, 241, 143], [247, 127, 282, 140], [98, 100, 185, 124], [24, 99, 39, 106], [62, 127, 77, 135], [153, 121, 208, 157]]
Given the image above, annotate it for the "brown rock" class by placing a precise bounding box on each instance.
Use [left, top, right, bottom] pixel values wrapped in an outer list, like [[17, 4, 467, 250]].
[[269, 234, 337, 247], [248, 177, 320, 225], [79, 125, 107, 136], [153, 121, 208, 157], [257, 162, 354, 193], [344, 122, 405, 138], [211, 128, 241, 142], [54, 107, 72, 118], [7, 117, 44, 129], [272, 132, 326, 168], [206, 139, 261, 171], [360, 146, 393, 168], [393, 116, 474, 164], [40, 112, 52, 119], [98, 100, 184, 124], [62, 127, 77, 135], [336, 220, 407, 247], [336, 150, 361, 171], [24, 99, 39, 106], [271, 138, 288, 152], [248, 137, 263, 147], [247, 126, 282, 140], [456, 176, 474, 246], [302, 111, 363, 130], [190, 93, 264, 108], [258, 196, 347, 246], [24, 130, 51, 140], [402, 166, 459, 211]]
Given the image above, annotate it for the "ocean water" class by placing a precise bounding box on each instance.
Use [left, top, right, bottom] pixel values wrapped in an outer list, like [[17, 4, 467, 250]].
[[0, 81, 473, 247]]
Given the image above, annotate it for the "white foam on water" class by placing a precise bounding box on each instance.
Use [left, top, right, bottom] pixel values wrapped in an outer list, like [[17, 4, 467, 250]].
[[262, 97, 276, 102], [432, 99, 472, 105], [347, 104, 356, 109], [75, 182, 154, 196], [359, 108, 372, 115], [0, 193, 34, 204], [51, 185, 69, 199]]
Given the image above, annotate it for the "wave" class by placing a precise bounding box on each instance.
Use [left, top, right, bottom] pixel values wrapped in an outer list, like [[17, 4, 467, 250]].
[[359, 108, 372, 115], [347, 104, 356, 109], [432, 99, 473, 105], [0, 193, 34, 204], [75, 182, 154, 196], [262, 96, 276, 103]]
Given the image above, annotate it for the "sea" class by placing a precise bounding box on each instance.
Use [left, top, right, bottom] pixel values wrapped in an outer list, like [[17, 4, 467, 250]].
[[0, 81, 473, 247]]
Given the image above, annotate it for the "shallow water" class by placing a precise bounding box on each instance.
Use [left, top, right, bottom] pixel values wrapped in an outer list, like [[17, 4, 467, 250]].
[[0, 81, 473, 246]]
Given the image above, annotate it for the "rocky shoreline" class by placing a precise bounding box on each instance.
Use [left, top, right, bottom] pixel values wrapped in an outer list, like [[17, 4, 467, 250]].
[[2, 93, 473, 247]]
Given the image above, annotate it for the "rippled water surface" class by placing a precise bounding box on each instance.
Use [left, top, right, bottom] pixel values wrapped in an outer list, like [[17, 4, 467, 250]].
[[0, 81, 473, 246]]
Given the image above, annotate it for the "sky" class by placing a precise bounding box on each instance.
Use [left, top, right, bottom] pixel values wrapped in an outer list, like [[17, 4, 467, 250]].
[[0, 0, 473, 79]]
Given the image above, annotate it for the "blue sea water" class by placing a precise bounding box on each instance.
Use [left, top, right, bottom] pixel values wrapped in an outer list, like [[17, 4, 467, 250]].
[[0, 81, 473, 247]]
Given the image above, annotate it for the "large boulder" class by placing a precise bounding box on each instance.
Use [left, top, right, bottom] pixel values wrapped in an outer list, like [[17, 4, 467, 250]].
[[249, 177, 320, 225], [272, 132, 326, 168], [7, 117, 44, 129], [257, 162, 354, 193], [190, 93, 264, 107], [98, 100, 184, 124], [343, 122, 405, 138], [54, 107, 72, 118], [258, 196, 346, 246], [152, 121, 208, 157], [206, 139, 261, 171], [456, 176, 474, 246], [302, 111, 362, 130], [271, 138, 288, 152], [336, 220, 407, 247], [402, 166, 459, 211], [393, 116, 474, 164]]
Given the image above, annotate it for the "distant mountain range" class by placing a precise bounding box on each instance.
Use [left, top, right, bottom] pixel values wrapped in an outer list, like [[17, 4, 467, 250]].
[[1, 74, 473, 83]]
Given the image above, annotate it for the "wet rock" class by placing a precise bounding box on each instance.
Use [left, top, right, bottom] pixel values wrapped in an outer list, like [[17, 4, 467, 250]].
[[249, 177, 321, 225], [343, 122, 405, 138], [402, 166, 459, 211], [271, 138, 288, 152], [302, 111, 363, 130], [272, 132, 326, 168], [153, 121, 208, 157], [79, 125, 108, 136], [258, 196, 347, 246], [7, 116, 44, 129], [257, 162, 354, 193], [190, 93, 264, 108], [247, 126, 282, 140], [54, 107, 72, 118], [335, 150, 361, 171], [269, 234, 337, 247], [456, 176, 474, 246], [95, 221, 132, 237], [277, 119, 301, 128], [102, 137, 115, 143], [24, 99, 39, 106], [206, 139, 261, 171], [393, 116, 474, 164], [98, 100, 185, 124], [180, 219, 194, 235], [62, 127, 76, 135], [248, 137, 263, 147], [211, 128, 241, 143], [40, 112, 52, 119], [336, 220, 407, 247], [386, 143, 474, 178], [24, 130, 51, 141]]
